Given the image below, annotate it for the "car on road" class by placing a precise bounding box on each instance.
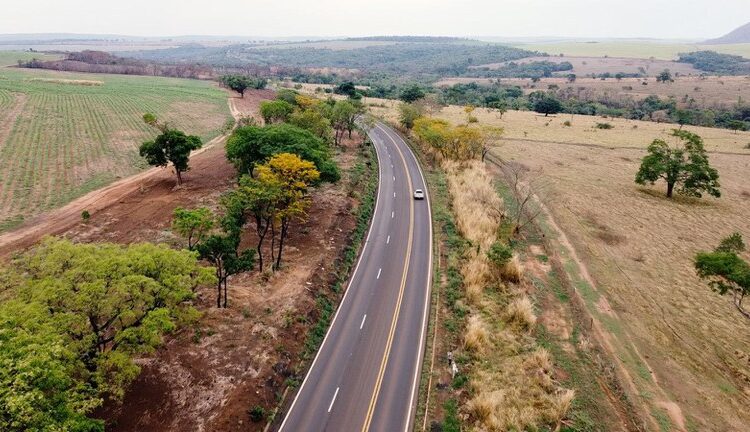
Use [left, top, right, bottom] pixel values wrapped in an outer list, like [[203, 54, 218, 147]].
[[413, 189, 425, 200]]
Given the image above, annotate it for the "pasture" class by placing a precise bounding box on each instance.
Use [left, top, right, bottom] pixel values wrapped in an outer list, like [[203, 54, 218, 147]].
[[0, 67, 232, 231], [433, 106, 750, 430], [511, 41, 750, 60]]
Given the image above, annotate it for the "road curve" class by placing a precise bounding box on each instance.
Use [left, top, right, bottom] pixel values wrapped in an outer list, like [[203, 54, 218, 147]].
[[278, 122, 433, 432]]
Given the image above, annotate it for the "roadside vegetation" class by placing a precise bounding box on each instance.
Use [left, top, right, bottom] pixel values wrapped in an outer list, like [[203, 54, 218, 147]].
[[398, 103, 575, 431]]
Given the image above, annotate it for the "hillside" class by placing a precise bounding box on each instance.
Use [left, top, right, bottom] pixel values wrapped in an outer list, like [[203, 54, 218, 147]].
[[706, 21, 750, 44]]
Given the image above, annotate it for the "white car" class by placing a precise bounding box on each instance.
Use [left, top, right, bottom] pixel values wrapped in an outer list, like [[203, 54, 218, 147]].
[[413, 189, 425, 200]]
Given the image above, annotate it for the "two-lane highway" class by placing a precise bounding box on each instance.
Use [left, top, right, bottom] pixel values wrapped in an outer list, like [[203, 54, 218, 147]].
[[278, 122, 433, 432]]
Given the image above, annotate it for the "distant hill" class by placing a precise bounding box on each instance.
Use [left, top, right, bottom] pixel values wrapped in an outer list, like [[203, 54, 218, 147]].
[[705, 22, 750, 44]]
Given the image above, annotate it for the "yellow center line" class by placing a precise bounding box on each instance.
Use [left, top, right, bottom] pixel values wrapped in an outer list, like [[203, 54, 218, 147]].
[[360, 125, 415, 432]]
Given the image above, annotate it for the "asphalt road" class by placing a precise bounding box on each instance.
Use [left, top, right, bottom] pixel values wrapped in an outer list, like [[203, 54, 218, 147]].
[[278, 122, 433, 432]]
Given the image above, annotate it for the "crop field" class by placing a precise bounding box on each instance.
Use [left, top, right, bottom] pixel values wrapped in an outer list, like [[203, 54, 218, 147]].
[[435, 75, 750, 108], [511, 41, 750, 60], [426, 107, 750, 430], [0, 66, 232, 231]]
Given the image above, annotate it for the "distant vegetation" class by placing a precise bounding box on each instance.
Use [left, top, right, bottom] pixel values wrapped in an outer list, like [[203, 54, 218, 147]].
[[678, 51, 750, 75]]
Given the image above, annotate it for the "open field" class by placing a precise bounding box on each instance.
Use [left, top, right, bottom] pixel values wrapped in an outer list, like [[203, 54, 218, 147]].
[[0, 50, 63, 66], [427, 107, 750, 430], [511, 41, 750, 60], [435, 75, 750, 108], [471, 55, 700, 77], [0, 67, 232, 231]]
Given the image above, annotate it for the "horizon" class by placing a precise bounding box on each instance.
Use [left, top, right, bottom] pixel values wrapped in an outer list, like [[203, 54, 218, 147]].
[[2, 0, 749, 41]]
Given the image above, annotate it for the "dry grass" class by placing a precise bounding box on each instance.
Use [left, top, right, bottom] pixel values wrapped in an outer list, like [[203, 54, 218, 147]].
[[431, 105, 750, 430], [428, 147, 573, 430], [28, 78, 103, 86], [506, 296, 537, 331]]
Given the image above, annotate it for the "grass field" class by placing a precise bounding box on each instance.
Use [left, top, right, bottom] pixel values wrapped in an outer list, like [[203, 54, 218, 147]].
[[0, 51, 63, 67], [0, 66, 232, 231], [429, 107, 750, 430], [435, 75, 750, 108], [511, 41, 750, 60]]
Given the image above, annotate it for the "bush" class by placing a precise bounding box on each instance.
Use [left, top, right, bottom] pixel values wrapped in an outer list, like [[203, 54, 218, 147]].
[[563, 120, 572, 127], [506, 296, 536, 330], [81, 210, 90, 221], [595, 122, 614, 129], [248, 405, 266, 422]]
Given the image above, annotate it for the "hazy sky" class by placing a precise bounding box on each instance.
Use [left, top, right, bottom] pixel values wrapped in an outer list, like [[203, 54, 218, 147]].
[[3, 0, 749, 39]]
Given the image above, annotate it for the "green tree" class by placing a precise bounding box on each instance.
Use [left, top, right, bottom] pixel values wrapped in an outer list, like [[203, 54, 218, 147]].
[[220, 75, 266, 98], [530, 93, 564, 116], [329, 100, 362, 145], [635, 129, 720, 198], [397, 102, 424, 130], [139, 114, 202, 186], [195, 234, 255, 308], [221, 175, 283, 272], [260, 100, 295, 124], [656, 69, 674, 83], [225, 123, 339, 182], [172, 207, 214, 249], [0, 238, 214, 429], [288, 108, 333, 142], [727, 119, 748, 134], [695, 233, 750, 320], [399, 84, 426, 103], [333, 82, 357, 98]]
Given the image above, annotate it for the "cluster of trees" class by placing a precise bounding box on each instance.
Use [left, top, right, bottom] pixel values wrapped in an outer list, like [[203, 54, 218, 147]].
[[678, 51, 750, 75], [19, 50, 216, 79], [469, 60, 574, 79], [404, 105, 502, 161], [0, 239, 214, 431], [219, 74, 268, 98], [257, 89, 365, 147]]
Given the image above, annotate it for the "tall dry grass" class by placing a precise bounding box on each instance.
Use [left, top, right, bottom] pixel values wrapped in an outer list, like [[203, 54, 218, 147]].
[[438, 155, 573, 430]]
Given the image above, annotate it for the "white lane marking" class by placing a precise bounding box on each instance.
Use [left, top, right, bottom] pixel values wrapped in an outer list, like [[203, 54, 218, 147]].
[[391, 211, 395, 219], [393, 176, 396, 181], [328, 387, 340, 413], [386, 235, 390, 244], [394, 192, 396, 198], [377, 268, 382, 279], [360, 314, 367, 330]]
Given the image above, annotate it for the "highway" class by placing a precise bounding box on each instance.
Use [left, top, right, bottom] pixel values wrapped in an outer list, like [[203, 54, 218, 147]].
[[278, 122, 433, 432]]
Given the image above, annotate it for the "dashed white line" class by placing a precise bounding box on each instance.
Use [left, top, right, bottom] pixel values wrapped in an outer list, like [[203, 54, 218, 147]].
[[377, 268, 382, 279], [386, 235, 390, 244], [360, 314, 367, 330], [393, 176, 396, 181], [393, 192, 396, 198], [328, 387, 340, 413], [391, 211, 395, 219]]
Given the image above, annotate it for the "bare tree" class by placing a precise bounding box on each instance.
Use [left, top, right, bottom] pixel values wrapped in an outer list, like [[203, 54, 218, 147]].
[[502, 161, 545, 236]]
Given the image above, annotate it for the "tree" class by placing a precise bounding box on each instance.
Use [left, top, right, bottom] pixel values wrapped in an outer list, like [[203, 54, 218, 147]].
[[334, 82, 357, 98], [288, 108, 333, 142], [139, 114, 202, 186], [727, 119, 748, 134], [400, 84, 425, 103], [487, 100, 508, 119], [566, 74, 577, 83], [226, 124, 339, 182], [635, 130, 720, 198], [221, 175, 283, 272], [260, 100, 295, 124], [656, 69, 674, 83], [0, 238, 214, 429], [329, 100, 361, 145], [220, 75, 266, 98], [196, 234, 255, 308], [503, 161, 544, 235], [531, 93, 564, 116], [695, 233, 750, 320], [674, 109, 694, 129], [172, 207, 214, 249], [256, 153, 320, 270], [397, 102, 424, 130]]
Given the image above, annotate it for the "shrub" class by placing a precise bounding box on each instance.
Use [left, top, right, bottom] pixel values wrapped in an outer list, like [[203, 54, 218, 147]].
[[464, 315, 490, 352], [499, 255, 523, 283], [563, 120, 572, 127], [595, 122, 614, 129], [81, 210, 90, 221], [506, 296, 536, 330], [249, 405, 266, 422]]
